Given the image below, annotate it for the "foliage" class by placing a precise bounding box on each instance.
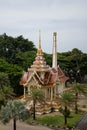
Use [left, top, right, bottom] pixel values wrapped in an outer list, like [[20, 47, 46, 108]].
[[59, 107, 71, 118], [59, 92, 74, 124], [71, 82, 87, 113], [60, 92, 74, 106], [0, 100, 30, 130], [31, 89, 45, 103], [0, 59, 23, 96], [0, 33, 36, 63], [0, 72, 14, 107], [44, 53, 52, 66], [72, 82, 87, 96], [30, 89, 45, 119], [15, 51, 36, 70], [58, 49, 87, 83], [0, 33, 37, 96], [0, 72, 10, 88]]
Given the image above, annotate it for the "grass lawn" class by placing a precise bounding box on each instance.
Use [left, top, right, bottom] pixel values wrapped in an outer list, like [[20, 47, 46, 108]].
[[27, 112, 83, 128]]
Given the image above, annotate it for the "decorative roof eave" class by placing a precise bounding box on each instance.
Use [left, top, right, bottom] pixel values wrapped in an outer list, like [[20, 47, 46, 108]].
[[29, 66, 51, 72], [59, 76, 69, 82], [20, 72, 28, 86], [27, 76, 39, 86], [26, 71, 45, 85]]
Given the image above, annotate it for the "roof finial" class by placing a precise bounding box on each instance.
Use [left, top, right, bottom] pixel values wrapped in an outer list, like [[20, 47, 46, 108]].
[[39, 30, 41, 49], [37, 30, 43, 55]]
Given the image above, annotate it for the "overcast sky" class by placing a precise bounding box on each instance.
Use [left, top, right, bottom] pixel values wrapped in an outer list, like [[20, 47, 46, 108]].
[[0, 0, 87, 53]]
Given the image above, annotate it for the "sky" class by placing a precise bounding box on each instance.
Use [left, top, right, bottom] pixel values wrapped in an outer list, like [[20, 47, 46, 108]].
[[0, 0, 87, 54]]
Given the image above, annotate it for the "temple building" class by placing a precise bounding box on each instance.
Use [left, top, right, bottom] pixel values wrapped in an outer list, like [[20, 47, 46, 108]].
[[20, 32, 68, 113]]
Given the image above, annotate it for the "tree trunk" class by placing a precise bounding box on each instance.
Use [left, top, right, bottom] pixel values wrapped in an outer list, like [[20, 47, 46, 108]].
[[13, 117, 16, 130], [33, 99, 36, 120], [75, 92, 78, 114], [64, 106, 67, 125]]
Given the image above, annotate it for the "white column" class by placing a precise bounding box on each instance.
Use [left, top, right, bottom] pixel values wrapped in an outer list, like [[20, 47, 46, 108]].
[[51, 87, 53, 101], [24, 86, 25, 99], [54, 86, 56, 99], [28, 86, 30, 95], [49, 88, 50, 99], [45, 89, 47, 100]]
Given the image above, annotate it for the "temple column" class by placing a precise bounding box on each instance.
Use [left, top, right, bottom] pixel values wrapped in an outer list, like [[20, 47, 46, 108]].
[[24, 86, 25, 99], [54, 86, 56, 99], [28, 87, 30, 95], [51, 87, 53, 101], [55, 80, 59, 96], [48, 88, 50, 99], [45, 89, 47, 100]]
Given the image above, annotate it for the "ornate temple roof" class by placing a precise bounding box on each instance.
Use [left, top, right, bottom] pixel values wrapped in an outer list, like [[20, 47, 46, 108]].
[[30, 51, 50, 72], [20, 66, 68, 87]]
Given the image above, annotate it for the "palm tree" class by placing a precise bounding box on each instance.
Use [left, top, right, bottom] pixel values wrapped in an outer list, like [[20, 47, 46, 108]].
[[0, 100, 30, 130], [30, 89, 45, 120], [59, 92, 74, 125], [71, 81, 87, 114]]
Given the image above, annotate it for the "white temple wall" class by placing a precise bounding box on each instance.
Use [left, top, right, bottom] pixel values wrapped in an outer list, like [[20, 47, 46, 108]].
[[58, 82, 65, 94]]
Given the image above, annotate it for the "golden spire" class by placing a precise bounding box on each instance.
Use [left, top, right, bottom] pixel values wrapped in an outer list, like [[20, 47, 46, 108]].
[[37, 30, 43, 55]]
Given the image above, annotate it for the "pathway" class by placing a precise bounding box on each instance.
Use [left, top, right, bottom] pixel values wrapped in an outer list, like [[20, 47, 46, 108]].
[[0, 120, 53, 130], [0, 120, 66, 130], [75, 112, 87, 130]]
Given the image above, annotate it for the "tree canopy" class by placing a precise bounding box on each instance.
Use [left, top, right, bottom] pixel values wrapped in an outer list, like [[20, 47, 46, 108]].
[[0, 33, 36, 63]]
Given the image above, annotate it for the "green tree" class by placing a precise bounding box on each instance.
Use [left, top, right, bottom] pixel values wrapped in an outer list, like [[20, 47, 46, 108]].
[[31, 89, 45, 120], [0, 72, 10, 87], [0, 33, 36, 63], [59, 92, 74, 125], [0, 100, 30, 130], [0, 58, 23, 96], [8, 64, 23, 96], [15, 51, 36, 69], [80, 53, 87, 77], [57, 48, 87, 83], [44, 53, 52, 66], [71, 81, 87, 114], [0, 72, 14, 106]]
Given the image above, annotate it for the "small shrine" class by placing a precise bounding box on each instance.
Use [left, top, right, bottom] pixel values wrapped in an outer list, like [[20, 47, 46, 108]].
[[20, 32, 68, 114]]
